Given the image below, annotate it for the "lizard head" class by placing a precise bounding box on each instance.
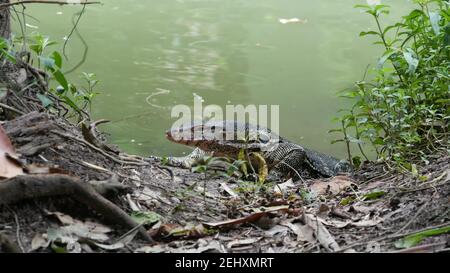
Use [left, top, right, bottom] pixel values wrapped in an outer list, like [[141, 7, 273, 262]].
[[166, 120, 281, 158]]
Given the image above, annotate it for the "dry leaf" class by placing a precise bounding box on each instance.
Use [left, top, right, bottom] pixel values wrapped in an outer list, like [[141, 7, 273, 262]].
[[310, 176, 355, 196], [203, 206, 289, 229], [303, 214, 341, 252], [274, 179, 296, 194], [227, 237, 262, 249], [0, 125, 23, 179]]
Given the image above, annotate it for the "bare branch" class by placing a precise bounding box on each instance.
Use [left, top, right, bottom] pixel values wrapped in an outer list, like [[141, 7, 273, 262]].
[[0, 0, 101, 9]]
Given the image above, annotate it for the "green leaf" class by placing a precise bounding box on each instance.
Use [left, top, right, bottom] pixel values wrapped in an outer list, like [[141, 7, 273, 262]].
[[53, 70, 69, 91], [62, 95, 81, 112], [362, 191, 386, 200], [403, 50, 419, 75], [348, 136, 365, 145], [360, 31, 380, 37], [131, 211, 162, 225], [377, 50, 395, 69], [340, 196, 355, 206], [429, 12, 441, 36], [394, 226, 450, 249], [192, 165, 207, 173], [36, 93, 53, 108], [39, 56, 55, 70], [51, 51, 63, 69]]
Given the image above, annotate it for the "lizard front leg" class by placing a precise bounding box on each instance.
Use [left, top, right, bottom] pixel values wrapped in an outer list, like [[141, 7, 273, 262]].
[[163, 148, 209, 169]]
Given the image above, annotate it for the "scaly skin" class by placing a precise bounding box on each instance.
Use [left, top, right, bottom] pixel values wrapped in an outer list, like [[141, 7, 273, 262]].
[[165, 120, 351, 180]]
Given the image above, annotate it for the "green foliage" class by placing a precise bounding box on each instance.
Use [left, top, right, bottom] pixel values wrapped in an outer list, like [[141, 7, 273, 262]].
[[332, 0, 450, 167], [130, 211, 162, 225], [0, 37, 16, 63], [4, 32, 100, 120], [394, 225, 450, 249]]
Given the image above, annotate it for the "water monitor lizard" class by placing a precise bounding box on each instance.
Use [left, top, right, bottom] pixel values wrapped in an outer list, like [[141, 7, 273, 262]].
[[163, 120, 352, 180]]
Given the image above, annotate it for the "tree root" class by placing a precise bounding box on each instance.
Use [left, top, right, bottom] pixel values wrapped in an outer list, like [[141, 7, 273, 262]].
[[0, 174, 154, 243]]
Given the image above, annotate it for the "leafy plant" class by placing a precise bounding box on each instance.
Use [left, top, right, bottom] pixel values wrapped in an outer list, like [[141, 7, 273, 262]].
[[331, 0, 450, 169], [3, 31, 100, 121], [0, 37, 16, 63], [29, 32, 57, 68]]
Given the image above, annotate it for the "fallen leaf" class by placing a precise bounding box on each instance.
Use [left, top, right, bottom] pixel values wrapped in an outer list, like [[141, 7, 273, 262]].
[[281, 221, 314, 243], [310, 176, 355, 196], [362, 190, 387, 201], [135, 245, 167, 253], [274, 179, 296, 194], [131, 211, 162, 225], [95, 228, 139, 250], [227, 237, 262, 249], [303, 214, 341, 252], [264, 225, 289, 237], [203, 206, 289, 229], [220, 182, 239, 198], [0, 125, 23, 179]]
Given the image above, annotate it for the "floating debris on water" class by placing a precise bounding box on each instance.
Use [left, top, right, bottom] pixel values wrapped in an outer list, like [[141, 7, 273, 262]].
[[279, 18, 308, 24]]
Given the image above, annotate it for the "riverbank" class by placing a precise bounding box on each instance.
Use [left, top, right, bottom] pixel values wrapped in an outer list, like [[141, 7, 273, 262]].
[[0, 106, 448, 253]]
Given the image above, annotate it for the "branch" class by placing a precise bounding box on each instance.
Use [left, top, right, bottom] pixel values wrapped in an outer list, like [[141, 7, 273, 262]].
[[0, 0, 101, 9]]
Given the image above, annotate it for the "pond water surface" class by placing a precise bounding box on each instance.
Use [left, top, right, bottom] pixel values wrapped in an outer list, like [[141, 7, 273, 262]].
[[21, 0, 411, 158]]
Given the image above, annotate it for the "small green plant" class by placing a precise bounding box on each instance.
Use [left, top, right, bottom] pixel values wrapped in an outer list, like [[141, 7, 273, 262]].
[[331, 0, 450, 169], [29, 32, 57, 68], [0, 37, 16, 63], [3, 31, 100, 121]]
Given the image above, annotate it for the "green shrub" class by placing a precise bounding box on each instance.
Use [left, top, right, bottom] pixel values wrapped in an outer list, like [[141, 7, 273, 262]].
[[332, 0, 449, 169]]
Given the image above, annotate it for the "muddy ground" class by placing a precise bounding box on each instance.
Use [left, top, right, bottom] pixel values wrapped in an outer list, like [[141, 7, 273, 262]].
[[0, 109, 448, 253]]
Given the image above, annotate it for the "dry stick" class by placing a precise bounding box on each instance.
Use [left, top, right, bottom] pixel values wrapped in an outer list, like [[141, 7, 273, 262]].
[[51, 130, 149, 166], [0, 102, 25, 115], [0, 174, 153, 243], [391, 242, 447, 253], [394, 198, 432, 235], [10, 208, 25, 253], [0, 0, 101, 8], [337, 222, 450, 253]]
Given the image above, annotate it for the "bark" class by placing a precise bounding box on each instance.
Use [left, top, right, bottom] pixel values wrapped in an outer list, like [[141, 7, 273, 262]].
[[0, 0, 10, 39]]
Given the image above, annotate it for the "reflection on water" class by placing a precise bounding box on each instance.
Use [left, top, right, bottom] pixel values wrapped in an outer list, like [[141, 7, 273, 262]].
[[20, 0, 410, 157]]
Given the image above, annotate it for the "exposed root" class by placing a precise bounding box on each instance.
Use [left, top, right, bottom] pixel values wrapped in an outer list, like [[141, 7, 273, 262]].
[[0, 174, 153, 243]]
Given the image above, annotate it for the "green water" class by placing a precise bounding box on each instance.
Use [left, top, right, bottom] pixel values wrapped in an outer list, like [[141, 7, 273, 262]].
[[20, 0, 411, 158]]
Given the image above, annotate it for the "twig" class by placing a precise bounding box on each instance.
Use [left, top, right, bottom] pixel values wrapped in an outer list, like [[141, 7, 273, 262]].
[[0, 102, 25, 114], [391, 242, 447, 253], [12, 209, 25, 253], [0, 1, 101, 9], [337, 222, 450, 252], [62, 3, 86, 60], [394, 199, 431, 235], [51, 130, 149, 166]]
